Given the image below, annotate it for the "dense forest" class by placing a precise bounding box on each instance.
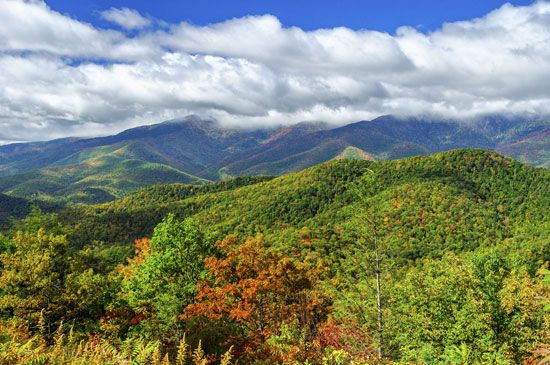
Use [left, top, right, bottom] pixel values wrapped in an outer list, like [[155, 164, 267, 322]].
[[0, 149, 548, 364]]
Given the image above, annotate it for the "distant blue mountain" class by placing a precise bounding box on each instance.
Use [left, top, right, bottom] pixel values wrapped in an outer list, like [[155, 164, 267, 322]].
[[0, 114, 547, 204]]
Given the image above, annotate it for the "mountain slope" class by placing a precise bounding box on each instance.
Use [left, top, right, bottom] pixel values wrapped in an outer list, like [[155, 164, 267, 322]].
[[221, 115, 549, 175], [62, 149, 550, 250], [0, 193, 32, 227], [0, 116, 291, 178], [0, 194, 61, 227], [496, 128, 550, 168], [334, 146, 375, 160], [0, 152, 207, 204], [0, 115, 547, 205]]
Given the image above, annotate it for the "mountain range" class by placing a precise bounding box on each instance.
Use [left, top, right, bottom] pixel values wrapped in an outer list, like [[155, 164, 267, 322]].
[[0, 114, 547, 205]]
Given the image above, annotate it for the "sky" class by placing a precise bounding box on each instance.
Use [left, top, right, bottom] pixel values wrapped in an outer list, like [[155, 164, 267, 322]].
[[45, 0, 534, 33], [0, 0, 549, 142]]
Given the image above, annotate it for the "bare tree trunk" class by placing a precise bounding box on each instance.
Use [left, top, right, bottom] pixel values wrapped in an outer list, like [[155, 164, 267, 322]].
[[373, 226, 383, 360]]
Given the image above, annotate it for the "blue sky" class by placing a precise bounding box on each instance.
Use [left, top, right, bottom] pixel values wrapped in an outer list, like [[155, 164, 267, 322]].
[[48, 0, 534, 33], [0, 0, 548, 142]]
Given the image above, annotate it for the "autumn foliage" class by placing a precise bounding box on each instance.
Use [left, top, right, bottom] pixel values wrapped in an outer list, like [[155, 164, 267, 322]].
[[185, 234, 332, 359], [119, 237, 151, 280]]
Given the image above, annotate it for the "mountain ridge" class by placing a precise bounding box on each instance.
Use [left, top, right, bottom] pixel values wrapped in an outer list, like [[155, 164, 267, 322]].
[[0, 114, 547, 204]]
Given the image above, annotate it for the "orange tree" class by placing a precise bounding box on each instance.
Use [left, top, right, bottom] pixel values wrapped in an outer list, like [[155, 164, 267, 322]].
[[184, 234, 332, 362]]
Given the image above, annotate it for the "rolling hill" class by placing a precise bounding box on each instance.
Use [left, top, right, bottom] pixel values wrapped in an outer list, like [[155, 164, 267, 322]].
[[0, 193, 60, 227], [0, 151, 207, 204], [0, 193, 32, 227], [62, 149, 550, 250]]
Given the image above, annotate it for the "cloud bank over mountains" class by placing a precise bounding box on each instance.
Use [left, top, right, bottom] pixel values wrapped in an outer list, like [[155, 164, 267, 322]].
[[1, 0, 550, 141]]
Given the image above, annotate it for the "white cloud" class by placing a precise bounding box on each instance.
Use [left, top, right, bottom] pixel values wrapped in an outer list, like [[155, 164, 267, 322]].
[[0, 0, 158, 59], [0, 0, 549, 141], [164, 15, 414, 75], [101, 7, 151, 30]]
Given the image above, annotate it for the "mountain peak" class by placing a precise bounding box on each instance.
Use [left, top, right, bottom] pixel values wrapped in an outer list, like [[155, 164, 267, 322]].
[[162, 115, 219, 128]]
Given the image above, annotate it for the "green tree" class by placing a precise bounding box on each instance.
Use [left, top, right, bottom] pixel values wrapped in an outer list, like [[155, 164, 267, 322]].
[[387, 250, 546, 363], [344, 168, 388, 359], [0, 228, 109, 336], [119, 214, 214, 340]]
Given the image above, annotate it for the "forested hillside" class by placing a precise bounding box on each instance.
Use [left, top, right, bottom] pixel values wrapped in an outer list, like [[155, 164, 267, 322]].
[[0, 193, 31, 228], [0, 153, 207, 204], [0, 149, 548, 364]]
